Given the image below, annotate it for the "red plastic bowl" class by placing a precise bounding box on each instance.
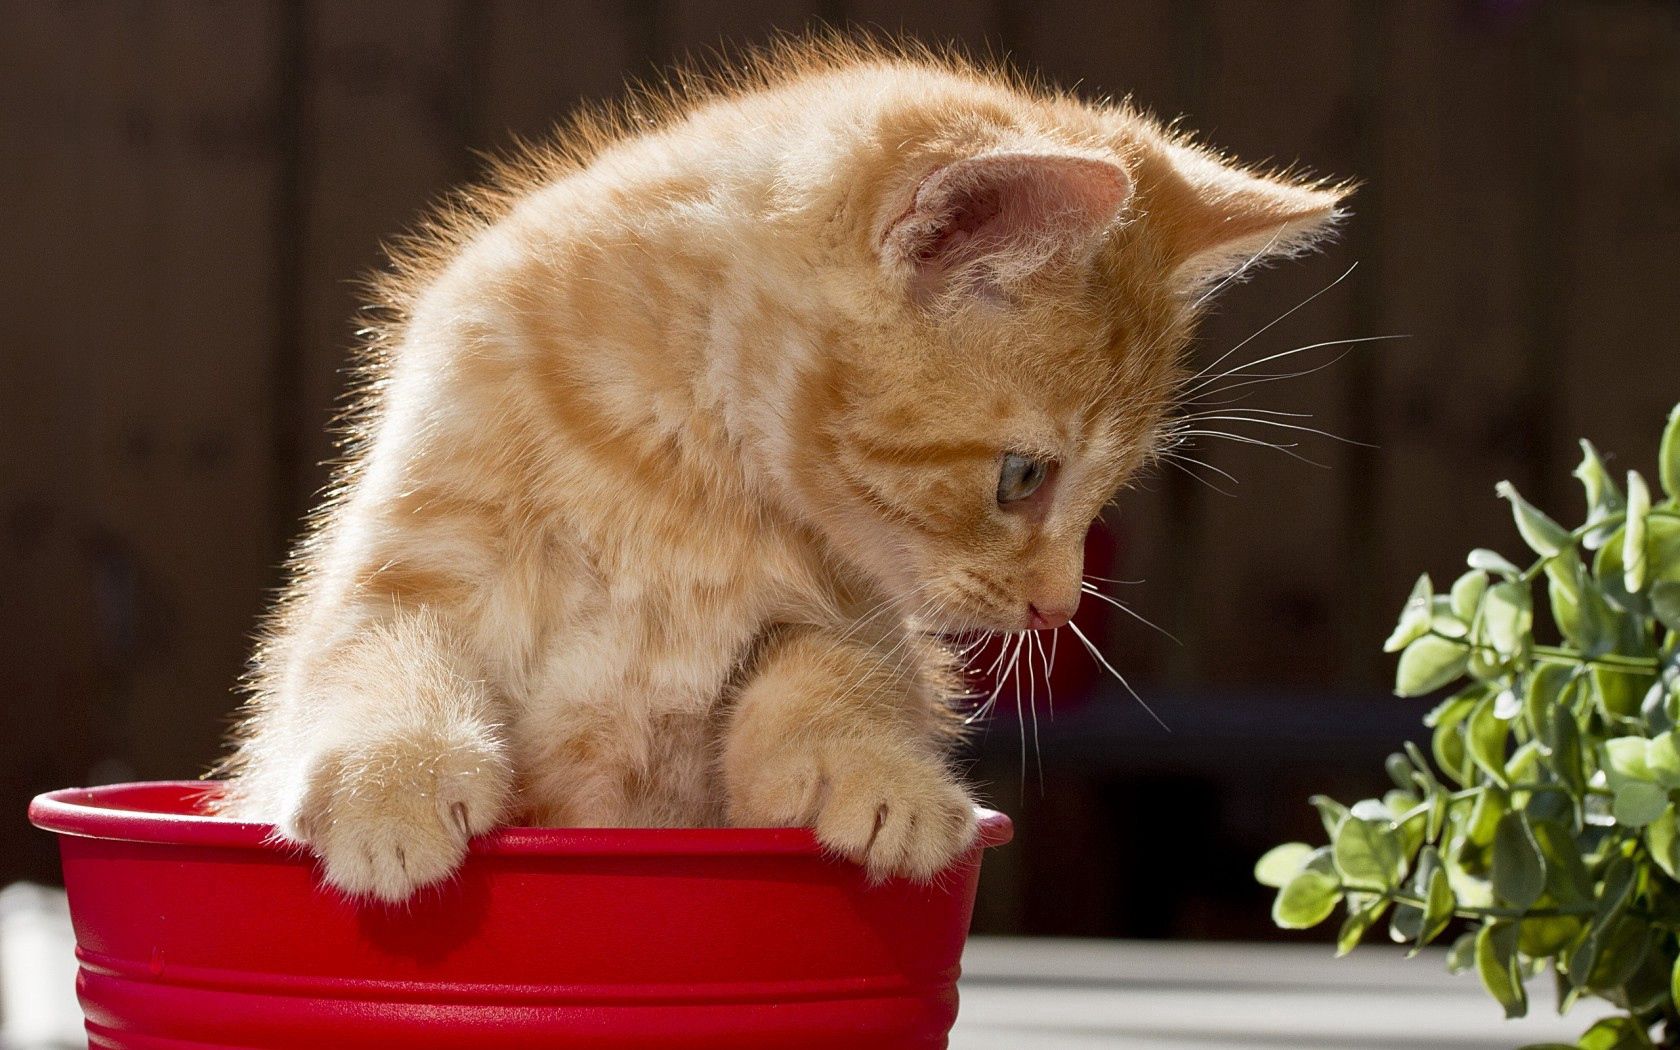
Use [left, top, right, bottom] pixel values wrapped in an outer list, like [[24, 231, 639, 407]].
[[30, 781, 1011, 1049]]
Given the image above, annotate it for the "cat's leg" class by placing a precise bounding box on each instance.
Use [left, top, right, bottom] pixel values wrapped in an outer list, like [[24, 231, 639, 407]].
[[723, 627, 977, 880], [278, 609, 514, 903]]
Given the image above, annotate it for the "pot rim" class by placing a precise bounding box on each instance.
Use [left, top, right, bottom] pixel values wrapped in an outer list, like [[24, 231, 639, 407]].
[[29, 780, 1013, 858]]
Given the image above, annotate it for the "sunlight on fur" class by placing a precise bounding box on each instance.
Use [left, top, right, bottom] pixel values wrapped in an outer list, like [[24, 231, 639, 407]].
[[210, 34, 1352, 903]]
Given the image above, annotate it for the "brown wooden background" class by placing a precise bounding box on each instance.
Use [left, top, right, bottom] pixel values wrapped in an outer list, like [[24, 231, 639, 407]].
[[5, 0, 1678, 939]]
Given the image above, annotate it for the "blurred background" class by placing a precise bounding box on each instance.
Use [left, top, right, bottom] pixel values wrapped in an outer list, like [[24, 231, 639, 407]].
[[4, 0, 1677, 945]]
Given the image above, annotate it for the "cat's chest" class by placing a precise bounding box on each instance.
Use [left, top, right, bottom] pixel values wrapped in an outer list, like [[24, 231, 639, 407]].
[[520, 566, 774, 712]]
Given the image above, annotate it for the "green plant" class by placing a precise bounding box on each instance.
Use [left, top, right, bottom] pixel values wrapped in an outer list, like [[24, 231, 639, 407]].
[[1258, 404, 1680, 1050]]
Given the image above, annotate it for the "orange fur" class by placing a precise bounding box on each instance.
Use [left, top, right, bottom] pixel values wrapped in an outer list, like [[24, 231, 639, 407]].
[[214, 36, 1350, 902]]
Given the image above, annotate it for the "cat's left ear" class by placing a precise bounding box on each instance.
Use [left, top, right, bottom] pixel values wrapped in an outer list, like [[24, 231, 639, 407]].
[[881, 151, 1133, 304], [1149, 140, 1351, 290]]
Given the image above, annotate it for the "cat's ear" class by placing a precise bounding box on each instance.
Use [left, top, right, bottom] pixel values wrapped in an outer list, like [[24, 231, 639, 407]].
[[1150, 140, 1349, 290], [881, 151, 1132, 303]]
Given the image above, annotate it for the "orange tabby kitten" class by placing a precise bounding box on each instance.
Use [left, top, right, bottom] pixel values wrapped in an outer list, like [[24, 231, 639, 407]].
[[216, 41, 1348, 902]]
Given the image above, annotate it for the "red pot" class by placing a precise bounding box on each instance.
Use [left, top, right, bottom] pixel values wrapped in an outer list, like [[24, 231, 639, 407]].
[[30, 782, 1011, 1049]]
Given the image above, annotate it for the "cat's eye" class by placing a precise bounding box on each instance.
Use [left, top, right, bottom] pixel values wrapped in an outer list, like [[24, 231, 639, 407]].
[[996, 453, 1050, 506]]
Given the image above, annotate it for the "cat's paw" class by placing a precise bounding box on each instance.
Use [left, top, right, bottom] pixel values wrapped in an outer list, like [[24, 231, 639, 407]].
[[286, 728, 512, 903], [734, 742, 978, 882]]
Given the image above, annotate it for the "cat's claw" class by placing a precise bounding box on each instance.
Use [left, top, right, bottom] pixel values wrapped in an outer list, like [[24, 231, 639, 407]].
[[735, 745, 978, 882], [286, 729, 511, 903]]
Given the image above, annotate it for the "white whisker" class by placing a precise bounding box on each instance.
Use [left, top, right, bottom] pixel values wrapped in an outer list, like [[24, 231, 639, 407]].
[[1067, 621, 1171, 733], [1080, 583, 1181, 645]]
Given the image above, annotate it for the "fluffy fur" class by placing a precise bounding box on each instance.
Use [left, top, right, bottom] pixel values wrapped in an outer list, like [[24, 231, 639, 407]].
[[214, 37, 1349, 902]]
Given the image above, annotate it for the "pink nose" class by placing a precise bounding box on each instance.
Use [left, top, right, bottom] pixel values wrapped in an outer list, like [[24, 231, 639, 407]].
[[1027, 602, 1074, 630]]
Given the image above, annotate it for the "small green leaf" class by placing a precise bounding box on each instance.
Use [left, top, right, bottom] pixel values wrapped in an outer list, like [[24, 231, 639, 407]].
[[1646, 732, 1680, 787], [1255, 842, 1315, 888], [1497, 480, 1571, 558], [1335, 897, 1385, 957], [1468, 547, 1522, 579], [1396, 636, 1470, 697], [1576, 439, 1627, 550], [1584, 916, 1651, 993], [1650, 517, 1680, 584], [1532, 820, 1592, 904], [1482, 581, 1533, 658], [1672, 955, 1680, 1031], [1653, 581, 1680, 632], [1647, 806, 1680, 881], [1492, 811, 1547, 909], [1592, 665, 1651, 724], [1468, 787, 1510, 849], [1310, 795, 1350, 838], [1475, 920, 1528, 1019], [1467, 694, 1511, 786], [1450, 570, 1490, 622], [1272, 868, 1342, 929], [1420, 864, 1455, 947], [1660, 402, 1680, 500], [1333, 817, 1404, 888], [1446, 931, 1478, 974], [1625, 470, 1651, 593], [1385, 574, 1435, 652], [1574, 1016, 1657, 1050], [1612, 781, 1667, 828], [1519, 915, 1583, 958]]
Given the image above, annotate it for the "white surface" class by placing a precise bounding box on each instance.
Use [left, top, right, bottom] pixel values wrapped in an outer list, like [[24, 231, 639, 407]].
[[0, 885, 1613, 1049], [0, 884, 80, 1050], [953, 937, 1611, 1049]]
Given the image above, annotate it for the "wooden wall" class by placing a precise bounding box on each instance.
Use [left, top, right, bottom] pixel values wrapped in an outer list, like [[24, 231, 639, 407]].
[[5, 1, 1678, 934]]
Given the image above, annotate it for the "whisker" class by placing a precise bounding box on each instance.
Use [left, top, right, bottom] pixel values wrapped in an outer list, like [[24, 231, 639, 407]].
[[1179, 262, 1360, 391], [1185, 347, 1358, 402], [1157, 447, 1241, 486], [1178, 413, 1376, 449], [1080, 583, 1182, 645], [1181, 333, 1407, 400], [1082, 573, 1145, 586], [1172, 429, 1330, 469], [1067, 621, 1171, 733]]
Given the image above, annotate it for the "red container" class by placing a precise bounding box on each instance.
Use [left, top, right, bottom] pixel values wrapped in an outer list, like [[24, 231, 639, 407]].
[[30, 781, 1011, 1049]]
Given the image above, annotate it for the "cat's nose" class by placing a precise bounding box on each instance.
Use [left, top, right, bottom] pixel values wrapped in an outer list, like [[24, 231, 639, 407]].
[[1027, 600, 1077, 630]]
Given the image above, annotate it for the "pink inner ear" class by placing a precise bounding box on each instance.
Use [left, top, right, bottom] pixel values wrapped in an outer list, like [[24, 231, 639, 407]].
[[886, 152, 1132, 286]]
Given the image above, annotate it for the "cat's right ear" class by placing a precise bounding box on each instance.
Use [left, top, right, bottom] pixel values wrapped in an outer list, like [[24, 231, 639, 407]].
[[880, 151, 1133, 305]]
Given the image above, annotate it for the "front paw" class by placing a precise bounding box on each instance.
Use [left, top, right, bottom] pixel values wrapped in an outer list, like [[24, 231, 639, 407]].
[[732, 741, 978, 882], [286, 728, 512, 903]]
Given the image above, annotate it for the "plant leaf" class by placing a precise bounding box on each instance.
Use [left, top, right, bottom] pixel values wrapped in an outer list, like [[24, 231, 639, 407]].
[[1420, 864, 1455, 948], [1333, 817, 1405, 888], [1310, 795, 1350, 838], [1385, 574, 1435, 652], [1576, 439, 1627, 550], [1492, 811, 1547, 909], [1272, 868, 1341, 929], [1396, 636, 1470, 698], [1468, 694, 1511, 786], [1572, 1016, 1657, 1050], [1475, 920, 1528, 1019], [1660, 402, 1680, 501], [1647, 806, 1680, 881], [1254, 842, 1315, 888], [1482, 581, 1533, 658], [1654, 581, 1680, 632], [1336, 897, 1386, 957], [1497, 480, 1571, 558], [1469, 547, 1522, 578], [1625, 470, 1651, 593], [1451, 570, 1490, 622]]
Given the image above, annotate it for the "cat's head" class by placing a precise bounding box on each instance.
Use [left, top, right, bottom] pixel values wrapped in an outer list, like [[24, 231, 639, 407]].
[[781, 74, 1349, 633]]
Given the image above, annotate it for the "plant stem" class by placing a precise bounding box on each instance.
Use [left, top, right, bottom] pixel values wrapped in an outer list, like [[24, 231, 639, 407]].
[[1533, 645, 1660, 673]]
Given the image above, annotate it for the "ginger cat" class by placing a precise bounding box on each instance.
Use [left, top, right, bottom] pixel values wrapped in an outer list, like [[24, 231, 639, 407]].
[[215, 40, 1348, 902]]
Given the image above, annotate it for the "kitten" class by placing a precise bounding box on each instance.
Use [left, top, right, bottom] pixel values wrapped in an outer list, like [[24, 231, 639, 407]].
[[215, 40, 1348, 903]]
